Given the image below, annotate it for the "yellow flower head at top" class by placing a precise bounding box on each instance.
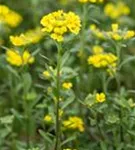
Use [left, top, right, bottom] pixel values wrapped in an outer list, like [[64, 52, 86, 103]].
[[6, 49, 35, 66], [79, 0, 104, 3], [10, 27, 44, 46], [40, 10, 81, 42], [0, 5, 22, 27], [104, 2, 130, 19], [63, 116, 84, 132], [62, 82, 73, 90], [96, 92, 106, 103]]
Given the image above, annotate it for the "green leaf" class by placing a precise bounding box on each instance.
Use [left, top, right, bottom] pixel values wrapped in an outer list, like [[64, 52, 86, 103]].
[[117, 143, 124, 150], [22, 73, 32, 95], [6, 65, 20, 79], [31, 48, 40, 57], [61, 135, 76, 146], [61, 50, 70, 67], [62, 94, 75, 109], [118, 55, 135, 70], [39, 130, 53, 144], [127, 130, 135, 137], [11, 109, 23, 122], [100, 141, 108, 150]]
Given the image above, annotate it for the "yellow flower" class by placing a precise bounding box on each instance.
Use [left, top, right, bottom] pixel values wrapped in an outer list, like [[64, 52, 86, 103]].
[[90, 24, 134, 41], [24, 27, 44, 44], [90, 24, 104, 39], [10, 27, 44, 46], [6, 49, 35, 66], [96, 93, 106, 103], [23, 51, 35, 64], [59, 109, 64, 117], [43, 70, 51, 78], [106, 24, 135, 41], [63, 149, 77, 150], [44, 115, 52, 122], [63, 116, 84, 132], [128, 99, 135, 108], [62, 82, 73, 90], [88, 53, 117, 68], [88, 49, 117, 76], [79, 0, 104, 3], [92, 45, 103, 54], [10, 34, 27, 46], [90, 24, 97, 31], [40, 10, 81, 42], [111, 24, 119, 32], [78, 0, 88, 3], [0, 5, 22, 27], [124, 30, 135, 40], [104, 2, 130, 19], [112, 33, 122, 41]]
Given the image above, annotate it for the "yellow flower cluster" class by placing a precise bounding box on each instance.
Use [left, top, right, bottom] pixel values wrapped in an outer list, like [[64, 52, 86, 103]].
[[88, 46, 117, 75], [40, 10, 81, 42], [6, 49, 35, 66], [106, 24, 135, 41], [62, 82, 73, 90], [79, 0, 104, 3], [104, 2, 130, 19], [88, 48, 117, 68], [90, 24, 135, 41], [0, 5, 22, 27], [96, 93, 106, 103], [10, 27, 44, 46], [63, 116, 84, 132]]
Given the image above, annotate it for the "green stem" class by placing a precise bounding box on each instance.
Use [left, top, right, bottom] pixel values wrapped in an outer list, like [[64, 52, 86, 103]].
[[55, 42, 62, 150], [116, 43, 121, 66], [102, 72, 107, 93], [119, 107, 124, 150], [115, 43, 121, 92], [24, 99, 30, 149], [80, 4, 87, 66]]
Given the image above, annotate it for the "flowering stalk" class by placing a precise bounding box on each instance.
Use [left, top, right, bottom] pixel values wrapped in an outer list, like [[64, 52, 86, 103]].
[[55, 42, 62, 150], [40, 10, 81, 149]]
